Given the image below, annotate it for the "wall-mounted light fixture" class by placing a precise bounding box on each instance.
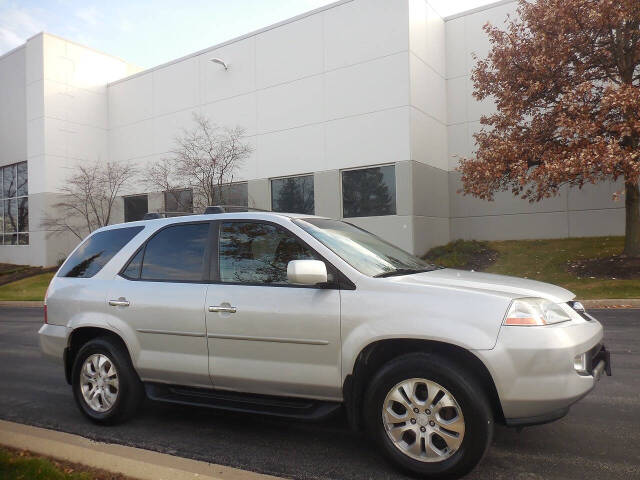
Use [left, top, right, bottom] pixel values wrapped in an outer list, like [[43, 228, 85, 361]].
[[210, 58, 229, 70]]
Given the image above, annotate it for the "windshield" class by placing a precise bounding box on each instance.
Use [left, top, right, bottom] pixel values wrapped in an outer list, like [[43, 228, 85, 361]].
[[294, 218, 437, 277]]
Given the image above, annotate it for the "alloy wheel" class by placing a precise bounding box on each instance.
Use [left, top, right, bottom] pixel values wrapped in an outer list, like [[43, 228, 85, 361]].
[[382, 378, 465, 462], [80, 353, 119, 412]]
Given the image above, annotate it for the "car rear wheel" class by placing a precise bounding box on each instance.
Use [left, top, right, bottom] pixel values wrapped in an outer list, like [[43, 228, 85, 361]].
[[364, 353, 493, 478], [72, 337, 143, 424]]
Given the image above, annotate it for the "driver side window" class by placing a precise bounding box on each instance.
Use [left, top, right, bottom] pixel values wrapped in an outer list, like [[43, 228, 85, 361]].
[[218, 222, 321, 285]]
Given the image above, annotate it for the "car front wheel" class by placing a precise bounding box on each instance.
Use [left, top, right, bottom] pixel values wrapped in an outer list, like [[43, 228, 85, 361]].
[[364, 353, 493, 478]]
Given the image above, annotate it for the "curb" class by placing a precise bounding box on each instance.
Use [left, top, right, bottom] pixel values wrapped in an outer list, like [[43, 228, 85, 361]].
[[0, 300, 43, 307], [581, 299, 640, 309], [0, 420, 283, 480]]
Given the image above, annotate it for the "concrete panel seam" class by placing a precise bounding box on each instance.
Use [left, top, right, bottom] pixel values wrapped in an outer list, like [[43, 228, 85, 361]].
[[409, 51, 446, 81], [450, 206, 625, 219], [409, 105, 447, 128]]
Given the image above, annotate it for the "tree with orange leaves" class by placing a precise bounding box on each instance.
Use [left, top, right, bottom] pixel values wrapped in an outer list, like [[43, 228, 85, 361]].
[[458, 0, 640, 256]]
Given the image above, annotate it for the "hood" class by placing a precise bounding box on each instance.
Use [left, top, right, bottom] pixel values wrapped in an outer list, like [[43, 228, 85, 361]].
[[394, 269, 575, 303]]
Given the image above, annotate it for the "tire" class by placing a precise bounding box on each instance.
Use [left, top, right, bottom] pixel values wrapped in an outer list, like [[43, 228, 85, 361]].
[[72, 336, 143, 424], [364, 353, 493, 479]]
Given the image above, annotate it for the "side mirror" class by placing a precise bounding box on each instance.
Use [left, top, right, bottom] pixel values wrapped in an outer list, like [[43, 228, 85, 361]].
[[287, 260, 328, 285]]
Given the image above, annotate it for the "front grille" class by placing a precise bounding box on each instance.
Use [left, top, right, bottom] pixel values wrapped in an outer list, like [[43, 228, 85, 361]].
[[587, 344, 611, 376]]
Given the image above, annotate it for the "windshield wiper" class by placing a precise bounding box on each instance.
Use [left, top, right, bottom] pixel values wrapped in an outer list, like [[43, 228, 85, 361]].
[[374, 268, 435, 278]]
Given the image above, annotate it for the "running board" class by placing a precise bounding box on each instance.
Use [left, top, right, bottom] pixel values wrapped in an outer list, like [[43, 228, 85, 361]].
[[144, 383, 342, 421]]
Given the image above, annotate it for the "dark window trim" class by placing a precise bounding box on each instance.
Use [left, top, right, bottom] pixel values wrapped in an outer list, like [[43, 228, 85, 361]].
[[164, 188, 194, 213], [212, 218, 353, 291], [340, 163, 397, 218], [123, 194, 149, 223], [119, 220, 214, 283], [213, 181, 249, 207], [270, 174, 315, 215]]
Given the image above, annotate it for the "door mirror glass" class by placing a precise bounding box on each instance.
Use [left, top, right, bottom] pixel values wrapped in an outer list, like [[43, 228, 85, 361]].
[[287, 259, 327, 285]]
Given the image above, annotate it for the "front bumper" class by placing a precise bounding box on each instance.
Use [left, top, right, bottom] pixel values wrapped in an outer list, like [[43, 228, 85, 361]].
[[476, 315, 610, 423], [38, 323, 69, 365]]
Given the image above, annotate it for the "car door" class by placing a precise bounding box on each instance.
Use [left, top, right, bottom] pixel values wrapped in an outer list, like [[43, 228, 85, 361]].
[[205, 220, 342, 400], [107, 221, 213, 388]]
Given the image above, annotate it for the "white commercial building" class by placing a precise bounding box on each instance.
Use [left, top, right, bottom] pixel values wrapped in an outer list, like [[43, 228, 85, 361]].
[[0, 0, 626, 266]]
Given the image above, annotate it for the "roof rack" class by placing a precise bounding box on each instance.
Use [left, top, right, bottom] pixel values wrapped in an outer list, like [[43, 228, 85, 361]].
[[141, 206, 270, 220], [142, 211, 196, 220], [203, 205, 270, 214]]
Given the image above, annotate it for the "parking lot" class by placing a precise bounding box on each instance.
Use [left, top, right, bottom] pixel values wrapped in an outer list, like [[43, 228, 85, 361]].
[[1, 306, 638, 479]]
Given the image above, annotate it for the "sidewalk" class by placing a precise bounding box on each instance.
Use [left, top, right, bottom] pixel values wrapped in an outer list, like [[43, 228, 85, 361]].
[[0, 420, 283, 480]]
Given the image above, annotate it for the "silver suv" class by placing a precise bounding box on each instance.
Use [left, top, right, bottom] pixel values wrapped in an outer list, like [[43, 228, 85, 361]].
[[39, 211, 610, 478]]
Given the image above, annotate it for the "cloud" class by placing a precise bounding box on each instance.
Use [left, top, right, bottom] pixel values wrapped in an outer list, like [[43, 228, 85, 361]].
[[75, 6, 99, 26], [0, 6, 45, 53]]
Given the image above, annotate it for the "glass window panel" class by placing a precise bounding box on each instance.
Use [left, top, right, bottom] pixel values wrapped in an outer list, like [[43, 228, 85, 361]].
[[16, 162, 27, 196], [140, 223, 209, 281], [18, 233, 28, 245], [342, 166, 396, 218], [124, 195, 148, 222], [3, 165, 16, 199], [295, 218, 435, 277], [58, 226, 144, 278], [212, 183, 248, 207], [219, 222, 319, 284], [122, 248, 144, 279], [4, 234, 17, 245], [18, 197, 28, 232], [271, 175, 314, 214], [4, 199, 17, 233], [164, 189, 193, 213]]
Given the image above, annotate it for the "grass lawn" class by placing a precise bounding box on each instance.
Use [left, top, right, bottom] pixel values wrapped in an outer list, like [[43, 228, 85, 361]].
[[0, 272, 54, 301], [0, 448, 91, 480], [425, 236, 640, 300]]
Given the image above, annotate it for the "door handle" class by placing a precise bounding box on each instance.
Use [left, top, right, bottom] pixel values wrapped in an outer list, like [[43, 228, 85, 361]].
[[208, 305, 237, 313], [109, 298, 130, 307]]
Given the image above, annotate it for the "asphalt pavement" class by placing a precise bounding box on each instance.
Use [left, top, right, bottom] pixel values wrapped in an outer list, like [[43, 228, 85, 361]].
[[1, 306, 638, 480]]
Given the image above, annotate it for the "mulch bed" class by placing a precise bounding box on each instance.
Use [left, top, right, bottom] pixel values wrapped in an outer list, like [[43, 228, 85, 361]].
[[460, 248, 499, 271], [423, 240, 498, 271], [567, 255, 640, 279], [0, 264, 57, 286]]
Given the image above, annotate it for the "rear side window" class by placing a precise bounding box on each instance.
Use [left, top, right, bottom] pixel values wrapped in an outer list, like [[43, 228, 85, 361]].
[[126, 223, 210, 282], [59, 226, 144, 278]]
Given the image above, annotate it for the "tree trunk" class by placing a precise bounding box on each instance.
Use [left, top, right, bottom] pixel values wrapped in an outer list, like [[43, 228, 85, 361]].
[[624, 181, 640, 257]]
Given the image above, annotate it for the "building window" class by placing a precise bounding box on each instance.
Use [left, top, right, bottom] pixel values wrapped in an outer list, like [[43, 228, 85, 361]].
[[212, 182, 248, 207], [0, 161, 28, 245], [124, 195, 148, 222], [271, 175, 314, 215], [164, 189, 193, 213], [342, 165, 396, 218]]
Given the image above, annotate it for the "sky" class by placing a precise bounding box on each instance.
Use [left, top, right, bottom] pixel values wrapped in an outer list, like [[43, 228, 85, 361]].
[[0, 0, 498, 68]]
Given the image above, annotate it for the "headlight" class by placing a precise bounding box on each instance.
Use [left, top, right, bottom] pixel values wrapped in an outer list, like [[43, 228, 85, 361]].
[[504, 297, 572, 326]]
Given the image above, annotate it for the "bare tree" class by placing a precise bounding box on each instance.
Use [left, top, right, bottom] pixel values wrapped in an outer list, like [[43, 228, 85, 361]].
[[42, 161, 137, 240], [146, 113, 252, 212]]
